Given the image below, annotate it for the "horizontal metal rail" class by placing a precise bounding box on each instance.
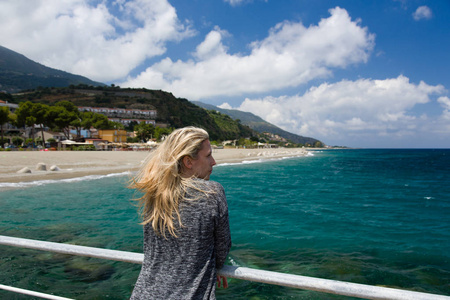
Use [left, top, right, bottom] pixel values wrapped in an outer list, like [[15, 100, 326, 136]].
[[0, 234, 144, 263], [1, 235, 449, 300], [0, 284, 74, 300]]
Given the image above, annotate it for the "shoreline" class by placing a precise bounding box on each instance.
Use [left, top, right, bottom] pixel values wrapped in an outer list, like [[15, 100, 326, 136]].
[[0, 148, 309, 184]]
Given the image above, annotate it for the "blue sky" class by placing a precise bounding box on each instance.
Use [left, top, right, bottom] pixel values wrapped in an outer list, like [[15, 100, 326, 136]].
[[0, 0, 449, 148]]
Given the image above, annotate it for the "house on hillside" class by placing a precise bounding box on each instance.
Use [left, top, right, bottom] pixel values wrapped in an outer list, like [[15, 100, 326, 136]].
[[0, 100, 18, 113], [262, 132, 287, 142], [42, 131, 68, 142], [0, 101, 21, 145], [78, 106, 157, 127], [108, 118, 156, 126], [69, 129, 93, 139]]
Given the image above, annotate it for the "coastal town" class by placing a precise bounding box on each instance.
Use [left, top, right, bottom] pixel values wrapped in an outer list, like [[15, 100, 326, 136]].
[[1, 97, 311, 152]]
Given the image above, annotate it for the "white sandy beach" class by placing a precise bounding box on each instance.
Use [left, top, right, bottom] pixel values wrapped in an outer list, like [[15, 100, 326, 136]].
[[0, 148, 309, 183]]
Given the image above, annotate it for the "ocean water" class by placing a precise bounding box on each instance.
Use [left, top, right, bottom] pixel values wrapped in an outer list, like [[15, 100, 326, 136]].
[[1, 149, 449, 299]]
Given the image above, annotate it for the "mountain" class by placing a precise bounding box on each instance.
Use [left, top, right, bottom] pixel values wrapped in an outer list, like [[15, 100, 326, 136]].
[[1, 46, 321, 144], [0, 45, 104, 93], [193, 101, 323, 146]]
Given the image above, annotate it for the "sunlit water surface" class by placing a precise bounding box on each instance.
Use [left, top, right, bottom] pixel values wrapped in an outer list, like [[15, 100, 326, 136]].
[[1, 149, 449, 299]]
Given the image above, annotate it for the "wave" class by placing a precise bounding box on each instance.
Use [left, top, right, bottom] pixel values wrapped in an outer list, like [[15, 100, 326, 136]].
[[1, 152, 314, 190], [217, 152, 313, 167], [0, 171, 131, 191]]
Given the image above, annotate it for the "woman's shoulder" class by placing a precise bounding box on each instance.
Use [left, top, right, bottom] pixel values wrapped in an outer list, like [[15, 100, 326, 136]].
[[206, 179, 224, 190], [190, 179, 226, 201], [192, 178, 223, 189]]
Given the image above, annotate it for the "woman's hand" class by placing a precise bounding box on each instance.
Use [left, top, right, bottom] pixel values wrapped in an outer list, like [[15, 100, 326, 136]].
[[216, 275, 228, 289]]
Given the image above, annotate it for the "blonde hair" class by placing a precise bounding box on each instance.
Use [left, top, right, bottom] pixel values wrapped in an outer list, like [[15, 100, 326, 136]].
[[130, 127, 210, 238]]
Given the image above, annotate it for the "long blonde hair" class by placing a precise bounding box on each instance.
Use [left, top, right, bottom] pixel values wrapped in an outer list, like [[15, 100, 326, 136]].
[[130, 127, 210, 238]]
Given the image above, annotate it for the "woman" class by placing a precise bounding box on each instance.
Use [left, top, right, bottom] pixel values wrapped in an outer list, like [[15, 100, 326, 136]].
[[130, 127, 231, 300]]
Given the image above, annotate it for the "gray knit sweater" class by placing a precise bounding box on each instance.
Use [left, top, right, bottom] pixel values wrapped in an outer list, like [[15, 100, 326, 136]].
[[130, 179, 231, 300]]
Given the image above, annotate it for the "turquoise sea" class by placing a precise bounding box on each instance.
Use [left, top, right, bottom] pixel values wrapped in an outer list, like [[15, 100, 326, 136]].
[[1, 149, 449, 299]]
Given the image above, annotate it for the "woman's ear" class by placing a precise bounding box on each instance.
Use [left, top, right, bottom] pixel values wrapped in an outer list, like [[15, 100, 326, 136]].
[[183, 156, 193, 169]]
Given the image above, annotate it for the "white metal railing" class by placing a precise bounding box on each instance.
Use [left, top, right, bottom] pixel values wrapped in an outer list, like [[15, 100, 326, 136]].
[[0, 284, 74, 300], [1, 235, 449, 300]]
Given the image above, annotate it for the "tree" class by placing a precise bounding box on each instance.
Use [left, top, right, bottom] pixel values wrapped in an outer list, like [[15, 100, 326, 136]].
[[35, 136, 44, 146], [109, 121, 124, 130], [55, 100, 78, 113], [15, 102, 53, 146], [91, 113, 110, 129], [71, 116, 83, 139], [250, 136, 259, 143], [0, 106, 11, 148], [154, 126, 173, 141], [12, 136, 23, 147], [74, 110, 111, 136], [80, 111, 94, 130], [46, 101, 81, 139], [314, 141, 323, 148], [77, 111, 97, 138], [46, 105, 77, 139], [15, 101, 37, 146], [125, 120, 138, 132], [127, 136, 140, 143], [134, 122, 154, 142], [47, 138, 56, 143], [31, 103, 50, 144]]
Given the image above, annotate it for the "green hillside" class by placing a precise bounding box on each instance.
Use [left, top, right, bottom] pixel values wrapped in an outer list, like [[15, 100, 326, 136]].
[[193, 101, 322, 146], [10, 86, 257, 141]]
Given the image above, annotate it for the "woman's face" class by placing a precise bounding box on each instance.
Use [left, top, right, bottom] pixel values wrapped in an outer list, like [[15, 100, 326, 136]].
[[186, 140, 216, 180]]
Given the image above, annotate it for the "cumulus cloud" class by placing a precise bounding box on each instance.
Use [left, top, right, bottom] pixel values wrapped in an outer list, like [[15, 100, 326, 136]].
[[438, 96, 450, 121], [438, 96, 450, 110], [194, 27, 230, 60], [123, 7, 375, 99], [0, 0, 194, 81], [218, 102, 233, 109], [233, 76, 447, 146], [413, 6, 432, 21]]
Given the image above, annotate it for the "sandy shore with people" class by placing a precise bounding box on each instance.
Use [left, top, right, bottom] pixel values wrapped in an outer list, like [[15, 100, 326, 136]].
[[0, 148, 309, 183]]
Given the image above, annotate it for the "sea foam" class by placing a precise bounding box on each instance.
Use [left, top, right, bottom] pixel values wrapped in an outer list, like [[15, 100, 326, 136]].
[[0, 172, 131, 191], [216, 152, 312, 167]]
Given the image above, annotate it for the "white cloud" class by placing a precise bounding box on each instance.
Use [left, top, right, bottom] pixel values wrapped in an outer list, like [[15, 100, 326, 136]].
[[0, 0, 194, 82], [438, 96, 450, 110], [413, 6, 432, 21], [233, 76, 447, 146], [438, 96, 450, 122], [122, 7, 375, 99], [194, 27, 229, 60], [218, 102, 233, 109]]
